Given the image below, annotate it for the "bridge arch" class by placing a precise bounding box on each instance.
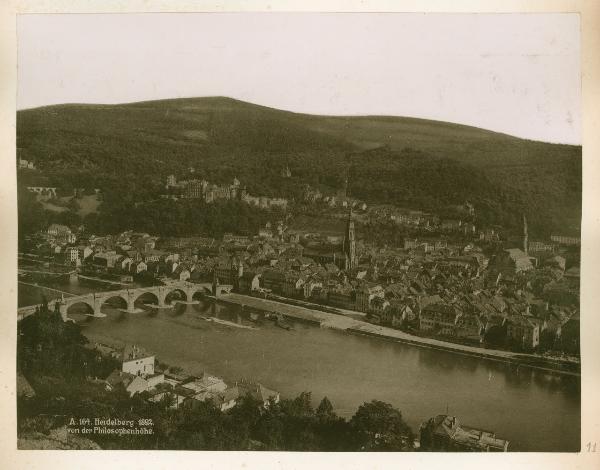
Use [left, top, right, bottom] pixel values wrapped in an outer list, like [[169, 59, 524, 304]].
[[65, 300, 95, 317], [164, 288, 188, 305], [134, 290, 160, 308], [190, 287, 211, 301], [99, 294, 129, 313]]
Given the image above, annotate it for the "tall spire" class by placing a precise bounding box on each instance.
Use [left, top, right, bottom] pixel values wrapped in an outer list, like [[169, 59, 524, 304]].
[[343, 206, 356, 270]]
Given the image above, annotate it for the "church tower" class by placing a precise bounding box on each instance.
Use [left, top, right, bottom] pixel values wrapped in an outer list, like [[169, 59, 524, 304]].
[[343, 207, 357, 270]]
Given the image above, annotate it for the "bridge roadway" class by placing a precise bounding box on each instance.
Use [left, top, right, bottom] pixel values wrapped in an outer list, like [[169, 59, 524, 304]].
[[17, 281, 233, 322]]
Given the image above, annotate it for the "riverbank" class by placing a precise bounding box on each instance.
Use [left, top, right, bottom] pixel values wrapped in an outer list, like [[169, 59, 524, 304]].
[[219, 293, 580, 376], [17, 278, 580, 376]]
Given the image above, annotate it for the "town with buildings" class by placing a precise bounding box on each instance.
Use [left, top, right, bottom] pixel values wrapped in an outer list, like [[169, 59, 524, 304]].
[[19, 193, 581, 357], [17, 188, 580, 451]]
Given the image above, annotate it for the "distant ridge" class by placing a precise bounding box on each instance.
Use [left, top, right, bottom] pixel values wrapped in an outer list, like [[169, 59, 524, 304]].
[[21, 95, 567, 145], [17, 96, 581, 235]]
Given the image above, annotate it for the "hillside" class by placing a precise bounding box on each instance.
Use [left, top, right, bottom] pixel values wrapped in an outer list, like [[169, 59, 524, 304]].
[[16, 96, 581, 236]]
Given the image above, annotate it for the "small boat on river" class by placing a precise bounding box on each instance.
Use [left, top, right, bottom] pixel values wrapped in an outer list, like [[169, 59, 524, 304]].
[[275, 314, 293, 331]]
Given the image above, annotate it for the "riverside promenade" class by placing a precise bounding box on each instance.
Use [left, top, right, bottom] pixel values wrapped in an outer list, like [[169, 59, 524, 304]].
[[222, 293, 580, 376]]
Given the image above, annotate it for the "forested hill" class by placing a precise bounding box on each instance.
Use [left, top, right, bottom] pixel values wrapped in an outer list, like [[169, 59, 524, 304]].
[[17, 96, 581, 236]]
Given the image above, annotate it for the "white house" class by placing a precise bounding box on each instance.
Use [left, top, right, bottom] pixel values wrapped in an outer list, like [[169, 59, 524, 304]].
[[130, 261, 148, 274], [120, 256, 133, 271], [64, 247, 79, 263], [121, 344, 155, 377]]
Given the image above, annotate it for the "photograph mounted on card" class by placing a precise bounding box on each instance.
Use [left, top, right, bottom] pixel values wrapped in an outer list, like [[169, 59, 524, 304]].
[[15, 12, 581, 452]]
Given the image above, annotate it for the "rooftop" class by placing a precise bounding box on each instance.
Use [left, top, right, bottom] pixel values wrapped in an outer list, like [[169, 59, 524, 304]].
[[432, 415, 509, 451], [121, 344, 154, 363]]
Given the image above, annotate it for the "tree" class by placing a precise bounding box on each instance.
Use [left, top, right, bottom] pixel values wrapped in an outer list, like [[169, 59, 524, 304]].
[[316, 396, 335, 421], [313, 396, 354, 451], [229, 394, 262, 431], [17, 186, 49, 240], [286, 391, 314, 418], [350, 400, 414, 451]]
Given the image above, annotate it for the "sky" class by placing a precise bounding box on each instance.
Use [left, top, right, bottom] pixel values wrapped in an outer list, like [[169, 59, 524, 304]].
[[17, 13, 581, 145]]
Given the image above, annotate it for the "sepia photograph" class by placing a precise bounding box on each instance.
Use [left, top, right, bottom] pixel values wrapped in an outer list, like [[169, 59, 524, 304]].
[[13, 11, 583, 454]]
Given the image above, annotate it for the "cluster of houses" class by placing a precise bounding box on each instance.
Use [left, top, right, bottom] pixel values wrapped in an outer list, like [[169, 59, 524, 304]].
[[231, 246, 578, 353], [366, 202, 491, 239], [33, 228, 173, 279], [302, 185, 367, 211], [94, 343, 280, 411], [26, 216, 581, 355], [199, 224, 577, 353], [301, 195, 500, 244]]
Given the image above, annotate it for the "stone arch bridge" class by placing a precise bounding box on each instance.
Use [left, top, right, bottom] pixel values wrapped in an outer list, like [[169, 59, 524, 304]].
[[17, 281, 233, 321]]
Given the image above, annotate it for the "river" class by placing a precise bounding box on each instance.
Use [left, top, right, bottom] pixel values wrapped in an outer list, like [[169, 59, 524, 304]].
[[18, 279, 580, 452]]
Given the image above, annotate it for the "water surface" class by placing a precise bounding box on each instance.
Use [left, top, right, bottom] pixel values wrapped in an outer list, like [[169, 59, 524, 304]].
[[19, 281, 580, 452]]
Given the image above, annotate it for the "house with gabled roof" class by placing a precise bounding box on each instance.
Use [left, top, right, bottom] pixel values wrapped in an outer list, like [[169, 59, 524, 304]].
[[121, 344, 155, 376], [420, 303, 459, 336], [420, 415, 509, 451], [506, 314, 540, 350], [355, 283, 384, 313], [454, 311, 484, 341]]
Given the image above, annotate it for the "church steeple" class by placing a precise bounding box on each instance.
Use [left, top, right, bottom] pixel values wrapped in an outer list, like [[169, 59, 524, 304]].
[[343, 207, 356, 270]]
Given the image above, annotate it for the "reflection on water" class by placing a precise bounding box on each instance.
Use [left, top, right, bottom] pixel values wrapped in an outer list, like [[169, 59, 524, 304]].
[[18, 281, 580, 452]]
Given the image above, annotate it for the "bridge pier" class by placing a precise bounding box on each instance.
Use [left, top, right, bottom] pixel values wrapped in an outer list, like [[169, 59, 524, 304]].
[[156, 287, 167, 307], [185, 286, 201, 303], [124, 291, 141, 313], [92, 295, 108, 317]]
